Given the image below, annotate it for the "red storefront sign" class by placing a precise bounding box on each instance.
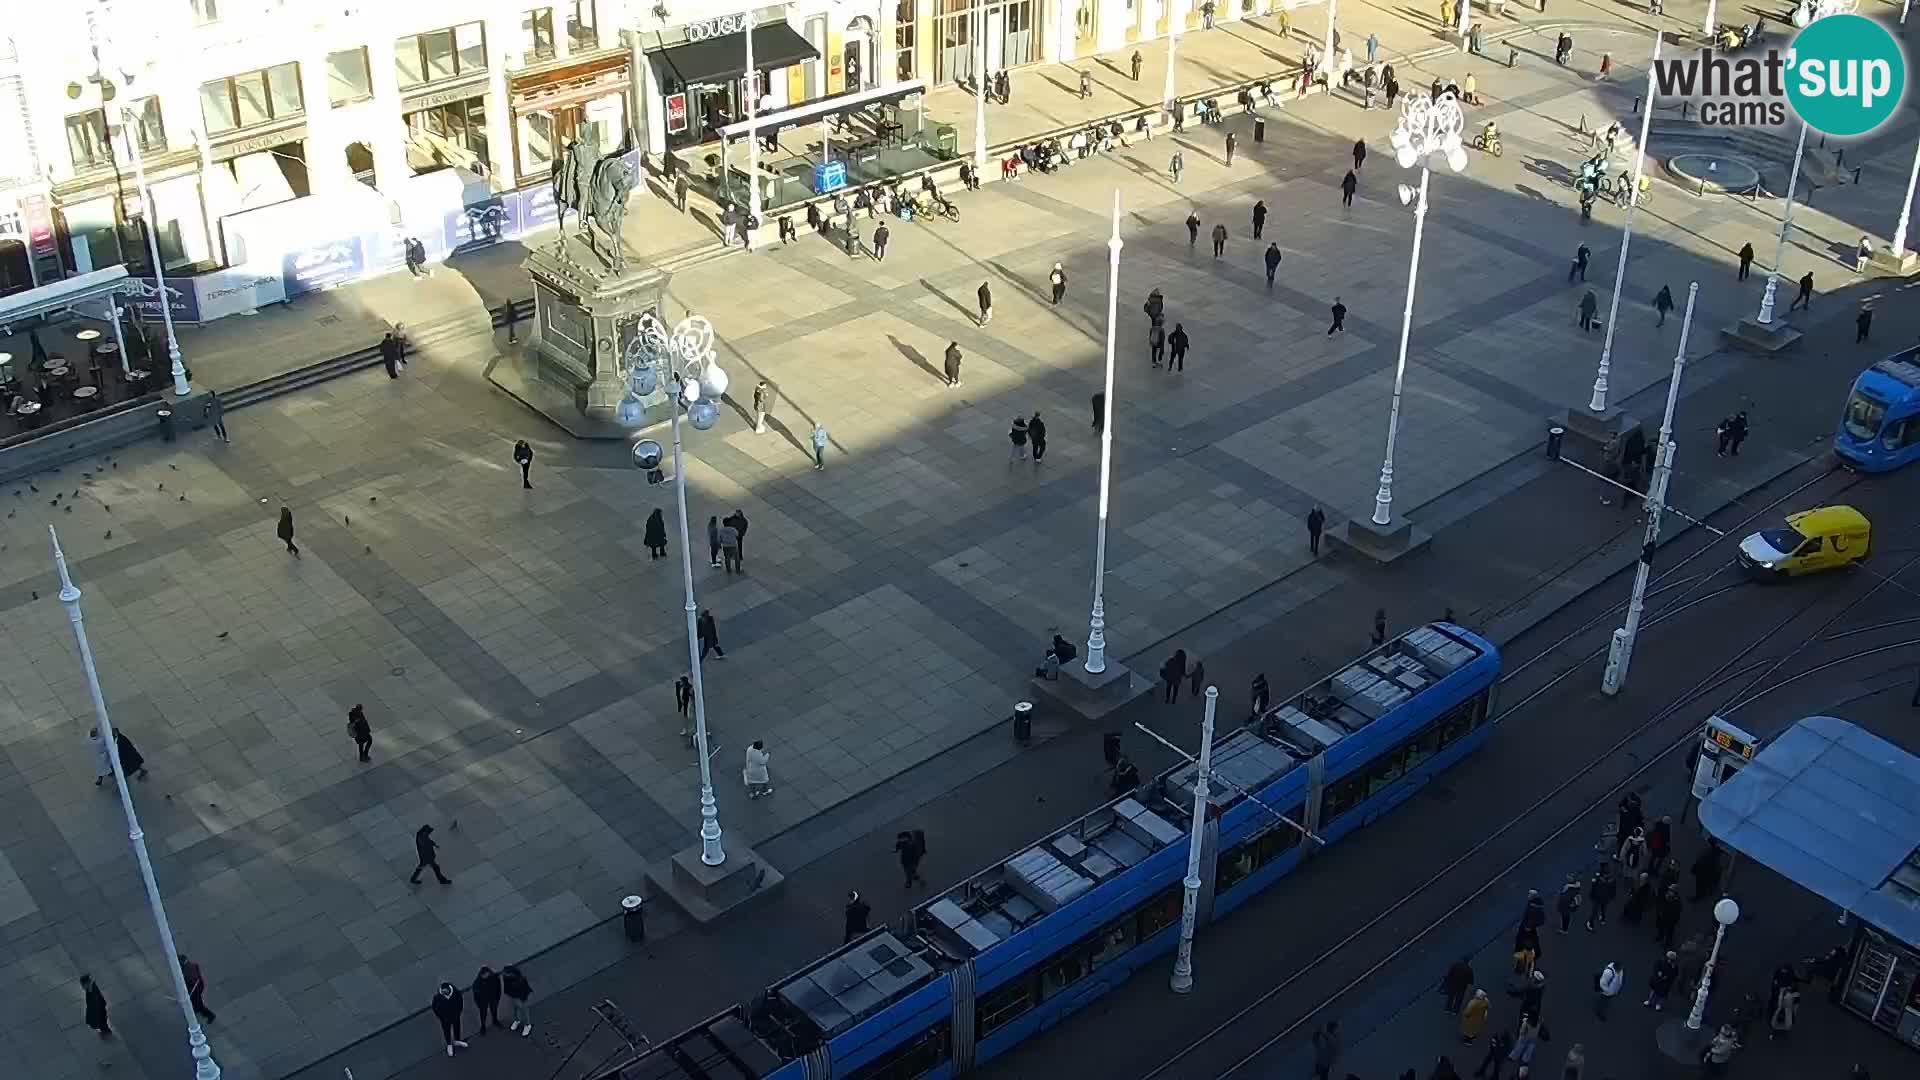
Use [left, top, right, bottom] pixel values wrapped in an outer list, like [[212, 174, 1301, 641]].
[[665, 92, 689, 135], [22, 195, 55, 259]]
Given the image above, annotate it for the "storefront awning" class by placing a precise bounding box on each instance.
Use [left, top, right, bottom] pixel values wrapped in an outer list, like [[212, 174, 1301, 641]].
[[718, 79, 927, 140], [655, 23, 818, 87], [0, 266, 132, 329]]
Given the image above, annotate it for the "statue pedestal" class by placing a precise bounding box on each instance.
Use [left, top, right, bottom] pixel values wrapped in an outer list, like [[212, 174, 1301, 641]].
[[487, 231, 671, 439]]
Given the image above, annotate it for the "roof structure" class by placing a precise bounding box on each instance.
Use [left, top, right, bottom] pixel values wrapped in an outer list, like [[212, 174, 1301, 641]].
[[1700, 715, 1920, 945]]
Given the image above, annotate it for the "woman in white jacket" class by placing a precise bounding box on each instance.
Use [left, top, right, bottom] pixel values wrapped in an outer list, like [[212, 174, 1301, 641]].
[[744, 741, 773, 799]]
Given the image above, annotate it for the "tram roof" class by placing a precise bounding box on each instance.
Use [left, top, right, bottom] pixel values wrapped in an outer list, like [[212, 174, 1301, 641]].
[[1700, 715, 1920, 946]]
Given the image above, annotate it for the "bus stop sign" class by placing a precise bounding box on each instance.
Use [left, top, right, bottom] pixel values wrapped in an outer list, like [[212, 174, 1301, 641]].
[[1693, 714, 1761, 800]]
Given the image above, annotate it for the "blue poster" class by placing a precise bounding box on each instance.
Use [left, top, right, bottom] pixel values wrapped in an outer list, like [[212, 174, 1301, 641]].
[[282, 237, 366, 297], [517, 184, 558, 236], [447, 197, 512, 253], [124, 276, 201, 325]]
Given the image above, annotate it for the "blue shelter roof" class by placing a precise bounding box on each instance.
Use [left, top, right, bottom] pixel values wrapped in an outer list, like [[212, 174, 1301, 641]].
[[1700, 716, 1920, 945]]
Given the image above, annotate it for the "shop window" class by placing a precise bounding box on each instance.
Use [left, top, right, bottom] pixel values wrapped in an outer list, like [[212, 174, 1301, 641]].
[[65, 112, 112, 172], [406, 99, 489, 174], [396, 23, 488, 90], [975, 973, 1036, 1036], [327, 48, 373, 107], [520, 110, 557, 171], [191, 0, 219, 25], [894, 0, 916, 81], [200, 62, 304, 135], [565, 1, 598, 52], [843, 1020, 949, 1080], [523, 8, 556, 64]]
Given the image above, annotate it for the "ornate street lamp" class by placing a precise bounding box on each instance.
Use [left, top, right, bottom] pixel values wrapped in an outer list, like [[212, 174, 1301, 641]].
[[1371, 92, 1467, 528], [1588, 33, 1663, 415], [625, 314, 729, 866]]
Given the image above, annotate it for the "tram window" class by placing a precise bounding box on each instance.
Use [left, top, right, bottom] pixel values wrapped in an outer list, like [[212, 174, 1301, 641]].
[[844, 1020, 951, 1080], [1219, 809, 1309, 890], [1437, 699, 1475, 745], [1368, 748, 1407, 795], [1323, 776, 1365, 820], [1089, 917, 1137, 967], [1402, 726, 1439, 771], [1136, 883, 1183, 938], [1257, 809, 1305, 860], [976, 974, 1037, 1036], [1039, 944, 1089, 998], [1218, 845, 1257, 891], [1884, 419, 1914, 450], [1472, 691, 1492, 727]]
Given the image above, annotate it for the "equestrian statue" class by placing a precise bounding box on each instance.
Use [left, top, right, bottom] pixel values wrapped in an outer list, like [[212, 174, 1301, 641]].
[[551, 129, 636, 273]]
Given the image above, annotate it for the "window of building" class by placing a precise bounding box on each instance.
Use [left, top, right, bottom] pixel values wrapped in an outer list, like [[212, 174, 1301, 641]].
[[129, 97, 166, 153], [200, 62, 304, 135], [191, 0, 219, 25], [843, 1020, 949, 1080], [894, 0, 915, 81], [327, 48, 373, 107], [396, 23, 489, 90], [522, 8, 556, 64], [565, 1, 597, 52], [65, 112, 112, 171], [405, 98, 489, 173]]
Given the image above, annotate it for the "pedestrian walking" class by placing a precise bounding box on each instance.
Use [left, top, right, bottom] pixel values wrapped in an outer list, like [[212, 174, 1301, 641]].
[[977, 281, 993, 325], [1252, 199, 1268, 238], [1186, 212, 1201, 248], [1160, 648, 1188, 704], [1460, 988, 1490, 1042], [1225, 131, 1237, 166], [1307, 505, 1326, 555], [1704, 1024, 1740, 1075], [895, 828, 927, 887], [1653, 885, 1684, 948], [812, 422, 829, 470], [1366, 32, 1380, 63], [1595, 960, 1623, 1019], [1008, 416, 1029, 461], [707, 515, 723, 567], [1149, 322, 1167, 366], [1617, 791, 1644, 838], [471, 966, 502, 1034], [644, 507, 669, 559], [1691, 842, 1725, 898], [1562, 1043, 1585, 1080], [1329, 297, 1348, 334], [1264, 242, 1282, 287], [1737, 242, 1755, 280], [1187, 656, 1206, 698], [1168, 323, 1190, 371], [1617, 825, 1647, 871], [1131, 49, 1143, 81], [675, 674, 695, 735], [1443, 956, 1475, 1013], [1644, 950, 1678, 1009], [1441, 0, 1456, 26], [873, 222, 890, 261], [1598, 52, 1613, 79], [1170, 150, 1185, 184], [721, 203, 739, 247], [1555, 873, 1583, 933], [1569, 243, 1591, 283], [1029, 412, 1048, 462], [380, 329, 405, 379], [1372, 608, 1388, 647], [844, 890, 871, 943], [1578, 290, 1599, 331], [745, 740, 773, 798], [753, 379, 772, 434], [1353, 139, 1367, 171], [1769, 984, 1800, 1039], [1091, 390, 1106, 433], [1789, 270, 1814, 311], [432, 982, 469, 1055], [204, 390, 230, 443], [1145, 287, 1166, 326], [1049, 263, 1067, 304], [1620, 871, 1654, 925], [503, 965, 534, 1036], [1311, 1019, 1342, 1080], [82, 975, 112, 1039], [409, 824, 451, 885], [1509, 1012, 1542, 1069], [1210, 222, 1228, 258], [347, 704, 373, 762], [719, 519, 742, 573], [1585, 861, 1616, 929], [675, 172, 690, 212], [698, 608, 725, 660], [1726, 412, 1749, 457], [1340, 169, 1358, 207], [1474, 1029, 1513, 1078], [106, 728, 146, 781], [1857, 300, 1874, 343], [1854, 235, 1872, 273], [1250, 671, 1271, 716], [277, 506, 299, 557], [512, 439, 534, 489], [1653, 285, 1674, 326], [726, 509, 749, 563]]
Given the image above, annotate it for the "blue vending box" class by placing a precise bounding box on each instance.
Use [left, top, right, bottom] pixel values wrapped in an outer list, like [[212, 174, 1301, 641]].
[[814, 160, 849, 195]]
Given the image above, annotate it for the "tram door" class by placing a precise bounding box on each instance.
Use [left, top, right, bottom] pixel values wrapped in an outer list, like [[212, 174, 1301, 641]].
[[1302, 753, 1327, 843]]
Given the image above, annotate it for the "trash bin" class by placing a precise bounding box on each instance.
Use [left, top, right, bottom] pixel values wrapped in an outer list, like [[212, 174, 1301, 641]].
[[156, 408, 175, 443], [621, 894, 645, 941], [1254, 116, 1267, 143], [1011, 701, 1033, 744], [1546, 425, 1565, 461]]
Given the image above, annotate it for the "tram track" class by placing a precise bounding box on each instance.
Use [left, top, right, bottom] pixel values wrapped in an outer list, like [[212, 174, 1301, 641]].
[[1133, 495, 1915, 1080]]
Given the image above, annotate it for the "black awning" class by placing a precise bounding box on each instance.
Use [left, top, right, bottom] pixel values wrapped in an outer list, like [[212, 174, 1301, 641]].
[[655, 24, 818, 87]]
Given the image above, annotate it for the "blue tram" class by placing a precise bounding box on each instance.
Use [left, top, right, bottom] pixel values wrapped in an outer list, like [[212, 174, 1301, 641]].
[[607, 623, 1502, 1080], [1834, 349, 1920, 473]]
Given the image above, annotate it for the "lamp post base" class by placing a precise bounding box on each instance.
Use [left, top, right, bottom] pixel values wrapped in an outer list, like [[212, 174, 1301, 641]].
[[1720, 317, 1803, 354], [1652, 1019, 1717, 1075], [644, 841, 784, 925], [1867, 247, 1920, 277], [1330, 516, 1432, 564], [1560, 403, 1628, 444], [1030, 658, 1154, 720]]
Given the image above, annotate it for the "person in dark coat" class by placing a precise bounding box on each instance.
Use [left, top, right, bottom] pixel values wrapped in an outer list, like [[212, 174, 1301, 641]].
[[112, 730, 148, 780], [1341, 170, 1358, 208], [1307, 505, 1327, 555], [1647, 815, 1673, 866], [1186, 213, 1201, 247], [1442, 956, 1475, 1013], [1653, 884, 1684, 947], [204, 391, 230, 443], [1353, 139, 1368, 171], [707, 515, 723, 568], [1168, 324, 1190, 371], [1621, 871, 1654, 925], [844, 890, 871, 943], [1187, 656, 1206, 698], [725, 509, 750, 563], [1789, 270, 1814, 311], [277, 506, 299, 557], [503, 965, 534, 1035], [1250, 672, 1271, 716], [1616, 792, 1645, 839], [513, 440, 534, 489], [1520, 889, 1547, 935], [1737, 242, 1755, 280], [180, 954, 216, 1023], [1726, 412, 1749, 456], [1586, 861, 1618, 930], [347, 704, 372, 762], [1579, 290, 1600, 331], [674, 674, 695, 736], [471, 966, 503, 1033], [1028, 412, 1048, 462], [1857, 300, 1874, 343], [698, 609, 725, 660], [644, 508, 668, 559], [1654, 285, 1675, 326], [1161, 648, 1188, 704], [1253, 199, 1268, 238], [1472, 1029, 1513, 1078], [1091, 390, 1106, 433], [1110, 754, 1141, 796], [1264, 242, 1283, 287], [977, 281, 994, 325], [895, 829, 927, 887], [1690, 843, 1724, 900], [431, 982, 469, 1054], [410, 824, 451, 885], [380, 330, 405, 378], [1211, 222, 1229, 258], [82, 975, 112, 1039], [1644, 951, 1679, 1010]]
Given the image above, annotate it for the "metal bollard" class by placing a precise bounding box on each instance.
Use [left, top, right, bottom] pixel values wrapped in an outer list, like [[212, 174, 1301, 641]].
[[621, 895, 645, 941], [1012, 701, 1034, 744], [1546, 426, 1565, 460], [1634, 95, 1643, 114]]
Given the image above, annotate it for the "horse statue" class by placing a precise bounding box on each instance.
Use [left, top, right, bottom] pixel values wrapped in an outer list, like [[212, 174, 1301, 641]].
[[584, 155, 636, 273], [551, 129, 602, 239]]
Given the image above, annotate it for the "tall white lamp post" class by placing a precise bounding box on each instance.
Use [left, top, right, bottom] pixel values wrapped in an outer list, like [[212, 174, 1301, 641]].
[[1601, 283, 1695, 697], [1085, 191, 1123, 676], [1169, 685, 1218, 993], [745, 11, 762, 231], [88, 12, 190, 398], [1321, 0, 1339, 76], [1456, 0, 1472, 51], [1589, 34, 1662, 414], [51, 529, 221, 1080], [1164, 0, 1183, 113], [625, 315, 730, 867], [1686, 898, 1741, 1030], [1887, 136, 1920, 265], [1755, 120, 1810, 326], [1371, 92, 1467, 528], [974, 2, 988, 179]]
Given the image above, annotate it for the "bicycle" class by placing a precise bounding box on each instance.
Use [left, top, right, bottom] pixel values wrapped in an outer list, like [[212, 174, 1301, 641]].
[[1470, 132, 1503, 158]]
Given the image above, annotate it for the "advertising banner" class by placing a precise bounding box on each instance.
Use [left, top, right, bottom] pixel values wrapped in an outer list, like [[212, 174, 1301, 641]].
[[193, 265, 286, 321], [447, 196, 512, 254], [282, 236, 366, 297], [517, 182, 558, 236], [124, 275, 201, 324]]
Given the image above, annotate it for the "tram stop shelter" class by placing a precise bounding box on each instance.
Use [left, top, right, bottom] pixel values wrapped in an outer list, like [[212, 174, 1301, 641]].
[[714, 79, 943, 212], [1698, 715, 1920, 1049]]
